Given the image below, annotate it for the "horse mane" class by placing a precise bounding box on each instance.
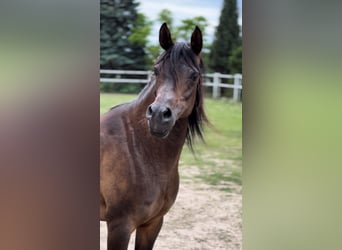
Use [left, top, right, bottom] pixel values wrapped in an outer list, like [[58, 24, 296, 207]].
[[155, 43, 208, 150]]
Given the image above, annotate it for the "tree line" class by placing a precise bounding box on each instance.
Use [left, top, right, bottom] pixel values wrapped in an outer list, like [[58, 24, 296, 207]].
[[100, 0, 241, 93]]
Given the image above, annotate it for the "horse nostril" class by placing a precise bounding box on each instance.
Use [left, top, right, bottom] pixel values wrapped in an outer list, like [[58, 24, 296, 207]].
[[162, 107, 172, 119], [147, 105, 172, 122]]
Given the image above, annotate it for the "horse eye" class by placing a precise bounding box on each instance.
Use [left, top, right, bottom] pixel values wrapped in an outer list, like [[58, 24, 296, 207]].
[[153, 67, 159, 76], [189, 71, 199, 81]]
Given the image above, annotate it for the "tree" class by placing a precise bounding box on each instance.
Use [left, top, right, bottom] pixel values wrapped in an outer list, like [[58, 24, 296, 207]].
[[209, 0, 241, 74], [129, 13, 152, 47], [157, 9, 175, 36], [228, 45, 242, 74], [157, 10, 209, 43], [100, 0, 148, 70], [176, 16, 209, 42]]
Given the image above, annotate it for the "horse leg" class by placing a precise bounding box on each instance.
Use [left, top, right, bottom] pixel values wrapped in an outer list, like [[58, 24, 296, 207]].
[[134, 216, 164, 250], [107, 219, 131, 250]]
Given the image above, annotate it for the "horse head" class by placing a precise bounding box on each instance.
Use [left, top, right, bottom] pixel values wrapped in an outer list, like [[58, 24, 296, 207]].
[[146, 23, 205, 142]]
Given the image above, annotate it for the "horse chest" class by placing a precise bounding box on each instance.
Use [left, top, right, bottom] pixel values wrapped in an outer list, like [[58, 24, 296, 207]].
[[132, 166, 179, 221]]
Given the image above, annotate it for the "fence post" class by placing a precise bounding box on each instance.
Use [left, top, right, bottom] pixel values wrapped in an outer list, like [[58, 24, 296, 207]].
[[233, 74, 242, 102], [213, 72, 220, 98]]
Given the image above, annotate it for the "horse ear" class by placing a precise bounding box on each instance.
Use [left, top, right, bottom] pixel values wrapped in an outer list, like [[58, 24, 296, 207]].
[[191, 26, 203, 55], [159, 23, 174, 51]]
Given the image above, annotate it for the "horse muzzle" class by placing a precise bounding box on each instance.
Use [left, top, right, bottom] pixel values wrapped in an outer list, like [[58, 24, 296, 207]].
[[146, 103, 175, 138]]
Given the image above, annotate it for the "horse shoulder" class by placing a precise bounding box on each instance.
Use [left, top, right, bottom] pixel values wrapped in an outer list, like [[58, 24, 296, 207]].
[[100, 105, 134, 208]]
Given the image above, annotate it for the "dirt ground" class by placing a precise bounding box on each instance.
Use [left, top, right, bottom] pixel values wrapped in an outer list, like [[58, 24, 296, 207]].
[[100, 169, 242, 250]]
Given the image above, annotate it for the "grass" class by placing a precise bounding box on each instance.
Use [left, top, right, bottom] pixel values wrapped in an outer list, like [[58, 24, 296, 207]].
[[100, 93, 242, 192]]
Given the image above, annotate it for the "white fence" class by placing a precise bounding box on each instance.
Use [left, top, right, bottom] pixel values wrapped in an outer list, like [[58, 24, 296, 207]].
[[100, 69, 242, 101]]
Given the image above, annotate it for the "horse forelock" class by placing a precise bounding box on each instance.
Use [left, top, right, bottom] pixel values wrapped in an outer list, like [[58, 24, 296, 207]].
[[156, 44, 196, 73]]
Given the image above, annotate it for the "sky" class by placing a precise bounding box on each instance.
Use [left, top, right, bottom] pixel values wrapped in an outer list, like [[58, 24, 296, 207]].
[[138, 0, 242, 44]]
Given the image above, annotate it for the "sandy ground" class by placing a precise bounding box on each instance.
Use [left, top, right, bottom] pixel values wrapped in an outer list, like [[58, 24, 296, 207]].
[[100, 169, 242, 250]]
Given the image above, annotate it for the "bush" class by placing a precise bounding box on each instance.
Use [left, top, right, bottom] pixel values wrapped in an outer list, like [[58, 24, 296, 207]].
[[100, 82, 144, 94]]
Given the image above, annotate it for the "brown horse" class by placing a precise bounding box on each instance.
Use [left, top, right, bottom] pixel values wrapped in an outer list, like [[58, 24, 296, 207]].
[[100, 23, 207, 250]]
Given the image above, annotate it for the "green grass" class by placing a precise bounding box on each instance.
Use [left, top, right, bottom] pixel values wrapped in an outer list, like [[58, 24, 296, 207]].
[[100, 93, 242, 192]]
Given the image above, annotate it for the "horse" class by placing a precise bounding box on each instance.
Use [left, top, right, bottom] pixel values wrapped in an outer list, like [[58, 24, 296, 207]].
[[100, 23, 207, 250]]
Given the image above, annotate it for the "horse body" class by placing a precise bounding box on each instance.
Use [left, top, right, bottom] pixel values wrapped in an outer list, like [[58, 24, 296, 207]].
[[100, 23, 206, 250], [100, 86, 186, 221]]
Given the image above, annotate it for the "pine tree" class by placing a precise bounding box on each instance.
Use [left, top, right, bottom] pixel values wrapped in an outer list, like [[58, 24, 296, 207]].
[[209, 0, 240, 74], [228, 45, 242, 74], [100, 0, 148, 70]]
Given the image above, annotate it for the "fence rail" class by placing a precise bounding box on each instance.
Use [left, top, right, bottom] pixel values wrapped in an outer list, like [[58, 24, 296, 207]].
[[100, 69, 242, 101]]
